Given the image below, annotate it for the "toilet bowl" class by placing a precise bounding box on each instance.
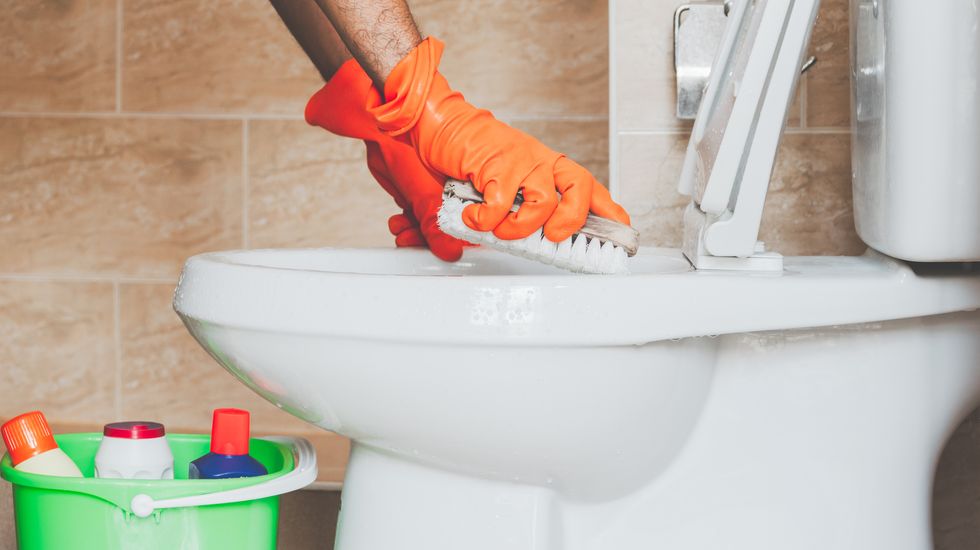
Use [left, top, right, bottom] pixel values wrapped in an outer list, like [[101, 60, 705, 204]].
[[175, 247, 980, 549], [174, 0, 980, 548]]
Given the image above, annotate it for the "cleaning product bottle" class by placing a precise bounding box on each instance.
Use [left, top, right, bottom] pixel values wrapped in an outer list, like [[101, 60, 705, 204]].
[[189, 408, 267, 479], [95, 421, 174, 479], [1, 411, 82, 477]]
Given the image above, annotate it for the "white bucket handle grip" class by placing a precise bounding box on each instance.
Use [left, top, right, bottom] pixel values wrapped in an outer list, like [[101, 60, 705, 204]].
[[130, 436, 318, 518]]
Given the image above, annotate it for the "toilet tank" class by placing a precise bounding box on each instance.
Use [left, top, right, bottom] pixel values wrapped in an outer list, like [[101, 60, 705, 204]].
[[851, 0, 980, 262]]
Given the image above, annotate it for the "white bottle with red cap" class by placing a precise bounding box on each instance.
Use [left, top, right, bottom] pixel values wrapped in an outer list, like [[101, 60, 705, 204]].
[[95, 421, 174, 479], [1, 411, 82, 477]]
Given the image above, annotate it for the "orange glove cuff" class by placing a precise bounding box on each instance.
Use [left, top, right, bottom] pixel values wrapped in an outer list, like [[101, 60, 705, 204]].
[[371, 37, 444, 137], [305, 58, 380, 140]]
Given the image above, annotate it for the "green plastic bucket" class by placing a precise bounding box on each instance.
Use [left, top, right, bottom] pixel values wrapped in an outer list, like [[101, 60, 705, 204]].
[[0, 433, 317, 550]]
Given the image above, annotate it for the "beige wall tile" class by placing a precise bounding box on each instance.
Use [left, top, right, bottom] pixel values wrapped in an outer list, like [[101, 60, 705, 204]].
[[0, 117, 242, 278], [119, 283, 312, 433], [0, 0, 116, 112], [617, 132, 690, 247], [413, 0, 608, 118], [247, 120, 397, 249], [510, 119, 610, 184], [302, 432, 349, 484], [806, 0, 850, 127], [761, 132, 864, 256], [0, 280, 115, 424], [123, 0, 321, 114], [614, 0, 687, 131]]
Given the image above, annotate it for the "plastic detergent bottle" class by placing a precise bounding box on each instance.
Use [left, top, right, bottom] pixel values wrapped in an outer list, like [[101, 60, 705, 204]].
[[189, 408, 267, 479], [95, 421, 174, 479], [1, 411, 82, 477]]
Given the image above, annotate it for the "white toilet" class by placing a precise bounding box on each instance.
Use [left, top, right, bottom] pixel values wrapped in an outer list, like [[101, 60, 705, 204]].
[[174, 1, 980, 549]]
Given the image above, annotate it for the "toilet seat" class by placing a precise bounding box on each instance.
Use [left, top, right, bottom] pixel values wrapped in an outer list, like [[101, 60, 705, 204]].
[[175, 248, 980, 347]]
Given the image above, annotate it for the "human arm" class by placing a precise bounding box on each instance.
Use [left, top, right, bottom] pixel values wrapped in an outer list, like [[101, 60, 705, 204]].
[[312, 0, 422, 88]]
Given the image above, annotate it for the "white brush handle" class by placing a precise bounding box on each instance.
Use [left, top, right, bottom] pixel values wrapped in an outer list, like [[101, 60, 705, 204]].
[[444, 180, 640, 256]]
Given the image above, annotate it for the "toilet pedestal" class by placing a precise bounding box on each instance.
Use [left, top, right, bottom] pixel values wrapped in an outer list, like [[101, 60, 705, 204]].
[[337, 444, 563, 550]]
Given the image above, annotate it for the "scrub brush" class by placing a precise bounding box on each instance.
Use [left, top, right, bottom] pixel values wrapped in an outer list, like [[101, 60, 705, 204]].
[[437, 180, 640, 274]]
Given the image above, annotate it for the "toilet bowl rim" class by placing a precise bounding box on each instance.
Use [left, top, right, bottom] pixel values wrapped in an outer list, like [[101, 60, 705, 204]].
[[173, 248, 980, 347]]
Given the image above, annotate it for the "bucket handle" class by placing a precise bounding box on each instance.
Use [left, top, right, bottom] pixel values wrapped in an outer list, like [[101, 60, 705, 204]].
[[130, 436, 318, 518]]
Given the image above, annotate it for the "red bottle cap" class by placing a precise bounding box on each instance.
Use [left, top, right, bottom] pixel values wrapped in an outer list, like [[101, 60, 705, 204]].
[[1, 411, 58, 467], [103, 421, 166, 440], [210, 408, 251, 456]]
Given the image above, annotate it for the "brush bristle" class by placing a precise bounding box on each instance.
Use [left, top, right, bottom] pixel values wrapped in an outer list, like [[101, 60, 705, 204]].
[[437, 196, 630, 274]]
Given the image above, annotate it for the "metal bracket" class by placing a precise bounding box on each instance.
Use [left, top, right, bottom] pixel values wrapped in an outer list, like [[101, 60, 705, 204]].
[[674, 1, 817, 120], [674, 2, 730, 119]]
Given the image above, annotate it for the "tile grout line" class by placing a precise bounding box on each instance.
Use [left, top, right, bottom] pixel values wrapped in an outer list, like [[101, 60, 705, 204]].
[[0, 273, 176, 284], [0, 111, 607, 123], [617, 129, 693, 136], [115, 0, 123, 113], [799, 73, 809, 129], [112, 282, 122, 421], [785, 126, 850, 135], [242, 119, 250, 249], [0, 111, 306, 121], [501, 114, 610, 123], [617, 127, 850, 137], [608, 0, 620, 197]]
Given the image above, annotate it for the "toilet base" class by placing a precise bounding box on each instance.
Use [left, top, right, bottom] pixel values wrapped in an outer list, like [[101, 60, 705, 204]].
[[335, 443, 564, 550]]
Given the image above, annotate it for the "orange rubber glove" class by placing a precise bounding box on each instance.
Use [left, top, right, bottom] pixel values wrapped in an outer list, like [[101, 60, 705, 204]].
[[371, 37, 631, 242], [305, 58, 467, 261]]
